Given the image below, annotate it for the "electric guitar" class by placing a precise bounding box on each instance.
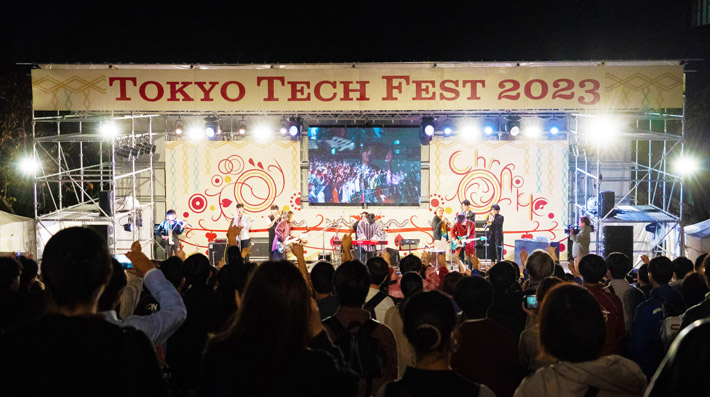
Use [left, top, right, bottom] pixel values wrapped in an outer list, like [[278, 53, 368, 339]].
[[277, 228, 311, 253], [450, 236, 487, 252]]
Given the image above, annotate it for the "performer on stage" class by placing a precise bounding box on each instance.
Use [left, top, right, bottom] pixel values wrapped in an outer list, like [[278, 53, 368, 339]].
[[266, 204, 281, 261], [485, 204, 504, 262], [352, 211, 368, 233], [272, 211, 294, 261], [451, 212, 476, 264], [232, 203, 252, 259], [155, 209, 185, 258], [356, 212, 381, 262], [462, 199, 476, 223], [432, 207, 449, 242]]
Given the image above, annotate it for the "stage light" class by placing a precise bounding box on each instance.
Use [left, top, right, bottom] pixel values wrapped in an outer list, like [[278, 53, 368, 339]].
[[204, 116, 219, 140], [521, 118, 543, 139], [288, 117, 302, 140], [548, 117, 561, 135], [101, 121, 119, 138], [187, 126, 204, 141], [421, 117, 435, 137], [238, 119, 247, 135], [442, 119, 454, 136], [175, 119, 184, 135], [18, 156, 40, 175], [115, 145, 133, 159], [505, 116, 521, 137], [589, 117, 620, 144], [252, 123, 272, 142], [279, 119, 288, 135], [674, 156, 699, 177], [482, 118, 497, 135]]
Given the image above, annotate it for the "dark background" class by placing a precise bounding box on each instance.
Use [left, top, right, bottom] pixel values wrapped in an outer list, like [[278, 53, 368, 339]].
[[0, 0, 708, 220]]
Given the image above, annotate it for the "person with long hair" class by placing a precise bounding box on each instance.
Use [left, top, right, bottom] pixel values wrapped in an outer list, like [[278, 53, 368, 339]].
[[377, 291, 495, 397], [514, 284, 646, 396], [200, 260, 358, 396]]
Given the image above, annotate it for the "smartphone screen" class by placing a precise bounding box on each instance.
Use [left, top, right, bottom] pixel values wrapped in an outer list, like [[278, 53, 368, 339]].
[[525, 295, 538, 309], [114, 254, 133, 269]]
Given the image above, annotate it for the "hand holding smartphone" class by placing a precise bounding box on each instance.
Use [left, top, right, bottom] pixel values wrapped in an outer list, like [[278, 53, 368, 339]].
[[524, 294, 538, 310], [114, 254, 133, 270]]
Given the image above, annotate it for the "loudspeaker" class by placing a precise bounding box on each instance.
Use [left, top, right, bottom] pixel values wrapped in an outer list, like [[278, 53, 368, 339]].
[[98, 191, 113, 217], [208, 239, 228, 267], [598, 191, 616, 218], [603, 226, 633, 260], [86, 224, 110, 245], [248, 237, 270, 259]]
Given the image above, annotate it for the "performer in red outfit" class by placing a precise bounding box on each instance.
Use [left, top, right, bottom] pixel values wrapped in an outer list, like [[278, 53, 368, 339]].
[[450, 213, 477, 265]]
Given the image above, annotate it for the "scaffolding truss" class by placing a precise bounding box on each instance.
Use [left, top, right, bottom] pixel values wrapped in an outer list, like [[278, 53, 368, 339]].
[[569, 109, 685, 260], [32, 113, 158, 257]]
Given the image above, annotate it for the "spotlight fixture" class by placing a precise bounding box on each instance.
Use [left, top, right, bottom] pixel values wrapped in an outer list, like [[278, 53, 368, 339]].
[[420, 116, 435, 145], [482, 117, 497, 135], [288, 117, 302, 139], [674, 155, 699, 178], [442, 118, 454, 136], [115, 145, 133, 159], [238, 118, 247, 135], [548, 117, 561, 135], [174, 118, 184, 136], [17, 156, 40, 175], [506, 116, 521, 137], [279, 119, 288, 135], [101, 121, 119, 138], [204, 116, 219, 140]]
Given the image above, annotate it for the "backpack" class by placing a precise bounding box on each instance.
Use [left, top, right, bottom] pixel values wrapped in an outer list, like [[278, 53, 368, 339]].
[[364, 292, 388, 320], [323, 317, 385, 395], [653, 292, 685, 349]]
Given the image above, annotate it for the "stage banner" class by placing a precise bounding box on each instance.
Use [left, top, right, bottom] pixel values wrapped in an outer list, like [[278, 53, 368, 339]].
[[165, 140, 301, 254], [32, 63, 683, 112], [430, 139, 570, 260]]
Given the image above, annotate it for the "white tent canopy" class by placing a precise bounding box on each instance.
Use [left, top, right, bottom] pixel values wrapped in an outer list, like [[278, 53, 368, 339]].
[[684, 219, 710, 262], [0, 210, 36, 257]]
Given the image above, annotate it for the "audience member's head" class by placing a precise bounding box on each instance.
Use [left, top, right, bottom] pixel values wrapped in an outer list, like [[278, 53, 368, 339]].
[[401, 270, 422, 294], [208, 260, 311, 378], [333, 260, 370, 307], [98, 259, 127, 312], [399, 254, 424, 277], [526, 250, 555, 284], [366, 257, 389, 288], [694, 253, 707, 272], [183, 254, 212, 290], [680, 272, 710, 308], [606, 252, 631, 281], [645, 319, 710, 397], [672, 257, 694, 282], [539, 283, 606, 362], [454, 276, 493, 320], [579, 254, 607, 284], [648, 256, 674, 286], [402, 291, 456, 359], [0, 256, 23, 293], [488, 261, 519, 292], [553, 264, 566, 279], [41, 227, 112, 311], [638, 263, 650, 286], [18, 256, 38, 292], [440, 271, 464, 296], [217, 260, 252, 298], [310, 261, 335, 296], [160, 256, 184, 289], [536, 276, 564, 307], [226, 246, 243, 267]]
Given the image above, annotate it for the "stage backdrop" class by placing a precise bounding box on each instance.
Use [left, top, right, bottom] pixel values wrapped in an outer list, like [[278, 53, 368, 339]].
[[166, 139, 568, 261]]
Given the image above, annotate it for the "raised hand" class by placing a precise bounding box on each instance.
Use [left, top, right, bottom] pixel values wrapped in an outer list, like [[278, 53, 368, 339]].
[[126, 250, 156, 278], [130, 240, 142, 253]]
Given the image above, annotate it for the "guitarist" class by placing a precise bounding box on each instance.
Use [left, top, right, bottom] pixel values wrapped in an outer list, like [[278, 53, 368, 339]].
[[272, 211, 294, 260], [451, 213, 476, 265]]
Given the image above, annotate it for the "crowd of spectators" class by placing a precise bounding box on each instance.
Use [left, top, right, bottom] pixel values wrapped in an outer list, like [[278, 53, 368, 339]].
[[2, 223, 710, 396]]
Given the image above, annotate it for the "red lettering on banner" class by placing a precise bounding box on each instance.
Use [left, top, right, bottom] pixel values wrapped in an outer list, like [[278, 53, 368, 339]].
[[439, 80, 460, 101], [257, 76, 285, 101], [412, 80, 435, 100], [195, 81, 219, 102], [167, 81, 194, 102], [221, 81, 246, 102], [340, 81, 370, 101], [382, 76, 410, 100], [139, 81, 164, 102], [108, 77, 137, 101], [462, 80, 485, 100], [287, 81, 311, 101], [314, 81, 337, 101]]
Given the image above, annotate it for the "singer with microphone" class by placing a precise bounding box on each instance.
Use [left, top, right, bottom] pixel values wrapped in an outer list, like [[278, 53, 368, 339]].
[[155, 209, 185, 258], [485, 204, 504, 262]]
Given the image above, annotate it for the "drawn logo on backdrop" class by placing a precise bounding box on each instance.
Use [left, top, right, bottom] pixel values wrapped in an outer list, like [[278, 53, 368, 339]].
[[443, 150, 560, 240], [185, 155, 286, 229]]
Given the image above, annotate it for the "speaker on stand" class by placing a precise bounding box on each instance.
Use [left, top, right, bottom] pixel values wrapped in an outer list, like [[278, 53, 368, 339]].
[[603, 226, 634, 261]]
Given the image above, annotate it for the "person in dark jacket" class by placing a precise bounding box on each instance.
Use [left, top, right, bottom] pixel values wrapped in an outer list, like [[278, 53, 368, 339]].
[[0, 227, 167, 396], [485, 204, 504, 262], [201, 260, 358, 396]]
